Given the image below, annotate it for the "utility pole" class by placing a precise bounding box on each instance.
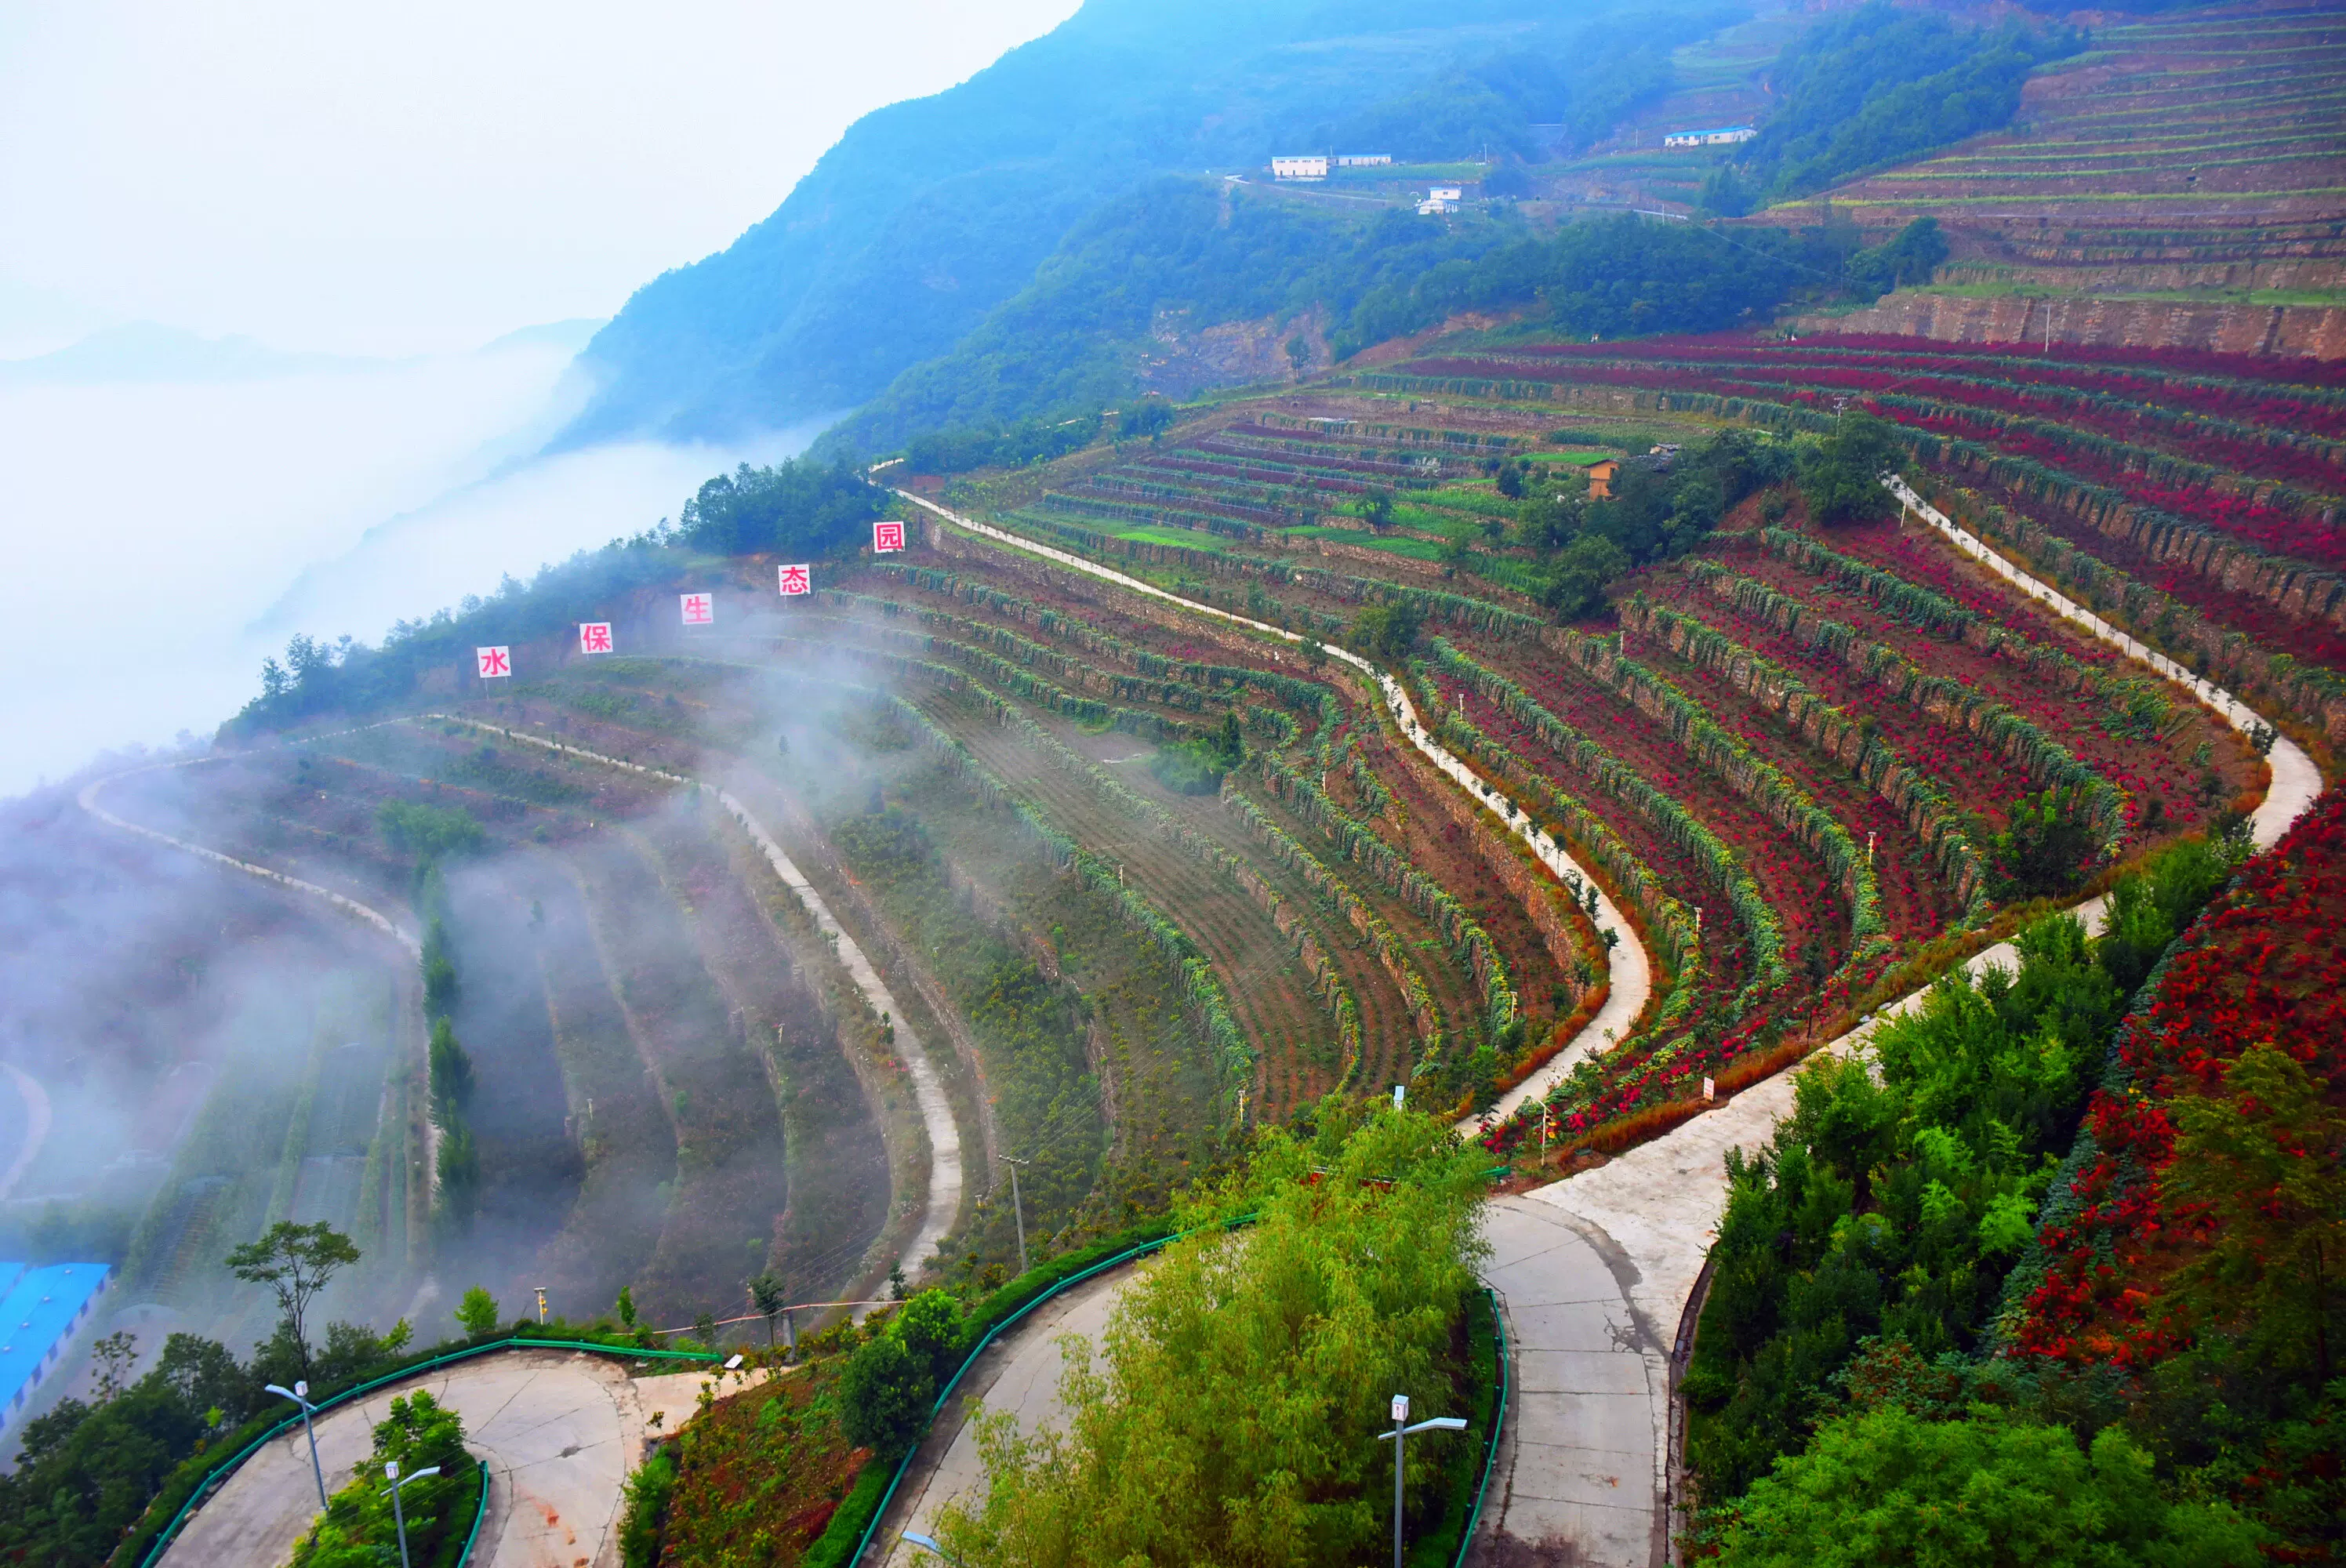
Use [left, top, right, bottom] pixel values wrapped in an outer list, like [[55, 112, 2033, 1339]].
[[534, 1287, 548, 1324], [1004, 1156, 1031, 1277]]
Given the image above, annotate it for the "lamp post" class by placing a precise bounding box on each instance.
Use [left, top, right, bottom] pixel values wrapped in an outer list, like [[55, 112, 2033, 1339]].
[[266, 1380, 328, 1510], [1376, 1394, 1468, 1568], [382, 1460, 441, 1568], [902, 1530, 960, 1564]]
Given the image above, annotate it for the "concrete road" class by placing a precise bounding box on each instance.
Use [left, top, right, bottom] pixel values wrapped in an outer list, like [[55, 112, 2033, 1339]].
[[162, 1348, 681, 1568], [877, 1261, 1148, 1568]]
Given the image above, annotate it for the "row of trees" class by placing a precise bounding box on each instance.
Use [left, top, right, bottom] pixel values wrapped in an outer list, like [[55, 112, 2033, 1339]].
[[1690, 835, 2257, 1560]]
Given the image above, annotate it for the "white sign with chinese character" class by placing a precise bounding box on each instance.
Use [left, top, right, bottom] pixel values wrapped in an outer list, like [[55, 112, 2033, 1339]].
[[873, 519, 906, 553], [777, 563, 812, 596], [579, 622, 614, 654], [681, 592, 714, 626], [475, 646, 511, 679]]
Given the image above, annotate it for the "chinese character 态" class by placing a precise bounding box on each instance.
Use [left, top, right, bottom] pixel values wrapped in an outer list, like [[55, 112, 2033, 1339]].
[[778, 564, 812, 596]]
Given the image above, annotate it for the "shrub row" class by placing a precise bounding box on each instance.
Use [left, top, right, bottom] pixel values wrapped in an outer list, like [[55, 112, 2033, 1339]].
[[1423, 639, 1789, 991], [1629, 588, 2003, 909], [1756, 527, 2177, 735], [1675, 561, 2126, 860], [1251, 750, 1517, 1040], [1540, 626, 1892, 951]]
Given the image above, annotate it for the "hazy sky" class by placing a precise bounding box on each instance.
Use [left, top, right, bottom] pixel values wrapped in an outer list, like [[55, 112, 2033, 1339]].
[[0, 0, 1083, 355], [0, 0, 1086, 793]]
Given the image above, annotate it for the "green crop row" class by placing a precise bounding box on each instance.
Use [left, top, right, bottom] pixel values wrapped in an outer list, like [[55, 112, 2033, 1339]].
[[873, 686, 1255, 1103], [1253, 750, 1518, 1041], [1676, 559, 2134, 845], [1624, 592, 1997, 913], [1754, 529, 2177, 738], [1542, 627, 1892, 951], [1420, 638, 1790, 991]]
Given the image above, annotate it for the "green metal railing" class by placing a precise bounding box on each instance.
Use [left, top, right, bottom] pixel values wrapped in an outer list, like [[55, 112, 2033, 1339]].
[[1451, 1287, 1509, 1568], [456, 1458, 492, 1566], [133, 1336, 720, 1567]]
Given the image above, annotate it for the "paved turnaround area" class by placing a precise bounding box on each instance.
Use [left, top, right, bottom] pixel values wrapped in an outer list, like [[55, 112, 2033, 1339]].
[[161, 1348, 677, 1568]]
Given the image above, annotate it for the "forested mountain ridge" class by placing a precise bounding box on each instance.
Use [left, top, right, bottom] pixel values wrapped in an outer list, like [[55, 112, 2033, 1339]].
[[555, 0, 1726, 447]]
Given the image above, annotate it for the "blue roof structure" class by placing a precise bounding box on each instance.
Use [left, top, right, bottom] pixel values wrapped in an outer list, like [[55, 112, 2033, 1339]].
[[0, 1263, 111, 1421]]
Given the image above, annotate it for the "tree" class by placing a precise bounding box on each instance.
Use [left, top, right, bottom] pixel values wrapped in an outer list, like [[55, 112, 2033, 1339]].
[[427, 1019, 474, 1123], [1713, 1404, 2263, 1566], [226, 1222, 361, 1382], [935, 1103, 1488, 1567], [838, 1332, 933, 1457], [292, 1392, 476, 1568], [2163, 1043, 2346, 1388], [749, 1272, 786, 1348], [1347, 601, 1422, 661], [1849, 216, 1948, 295], [1990, 786, 2097, 899], [456, 1287, 501, 1340], [1796, 412, 1900, 526], [90, 1331, 138, 1403], [616, 1286, 639, 1331]]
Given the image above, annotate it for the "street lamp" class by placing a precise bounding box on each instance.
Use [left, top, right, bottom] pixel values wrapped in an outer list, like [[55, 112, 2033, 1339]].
[[381, 1460, 441, 1568], [266, 1380, 328, 1510], [902, 1530, 960, 1564], [1376, 1394, 1468, 1568]]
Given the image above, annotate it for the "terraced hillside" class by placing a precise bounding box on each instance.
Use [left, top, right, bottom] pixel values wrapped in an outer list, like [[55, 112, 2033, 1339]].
[[884, 351, 2279, 1160], [1773, 0, 2346, 351]]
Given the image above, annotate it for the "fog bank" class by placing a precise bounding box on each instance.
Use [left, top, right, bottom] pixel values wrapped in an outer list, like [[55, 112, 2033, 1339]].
[[0, 339, 814, 796]]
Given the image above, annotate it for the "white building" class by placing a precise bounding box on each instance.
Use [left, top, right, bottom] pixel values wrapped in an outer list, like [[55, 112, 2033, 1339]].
[[1271, 155, 1329, 181], [1663, 125, 1757, 148], [1335, 153, 1393, 167], [1429, 186, 1462, 201]]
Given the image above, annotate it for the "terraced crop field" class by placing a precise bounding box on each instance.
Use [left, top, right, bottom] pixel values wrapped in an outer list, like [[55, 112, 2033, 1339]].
[[1778, 1, 2346, 291], [1364, 335, 2346, 723], [909, 338, 2302, 1156]]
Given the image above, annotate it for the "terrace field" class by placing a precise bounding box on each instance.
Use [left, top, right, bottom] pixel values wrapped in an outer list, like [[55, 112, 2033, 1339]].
[[1762, 1, 2346, 314]]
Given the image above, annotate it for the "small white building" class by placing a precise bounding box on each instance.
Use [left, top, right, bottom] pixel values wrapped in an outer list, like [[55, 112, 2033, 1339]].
[[1271, 155, 1329, 181], [1335, 153, 1393, 167], [1663, 125, 1757, 149], [1429, 186, 1462, 201]]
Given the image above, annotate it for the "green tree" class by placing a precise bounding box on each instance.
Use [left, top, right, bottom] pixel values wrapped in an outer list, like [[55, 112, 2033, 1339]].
[[1849, 216, 1948, 295], [2163, 1043, 2346, 1388], [226, 1222, 361, 1383], [1990, 786, 2097, 900], [1347, 601, 1422, 661], [749, 1272, 786, 1349], [1714, 1405, 2262, 1567], [376, 800, 485, 862], [1796, 412, 1900, 526], [292, 1391, 478, 1568], [455, 1287, 501, 1340], [427, 1018, 474, 1123], [936, 1103, 1488, 1567]]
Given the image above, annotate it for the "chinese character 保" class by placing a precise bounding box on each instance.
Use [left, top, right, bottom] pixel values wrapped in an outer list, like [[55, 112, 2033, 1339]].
[[579, 622, 613, 653], [778, 564, 812, 596]]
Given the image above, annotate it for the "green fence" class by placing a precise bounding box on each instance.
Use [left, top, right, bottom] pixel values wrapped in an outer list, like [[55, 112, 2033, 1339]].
[[129, 1336, 721, 1567], [456, 1458, 492, 1566]]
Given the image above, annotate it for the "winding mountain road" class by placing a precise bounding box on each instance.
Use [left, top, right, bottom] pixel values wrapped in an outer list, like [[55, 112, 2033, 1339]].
[[881, 483, 2325, 1566]]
